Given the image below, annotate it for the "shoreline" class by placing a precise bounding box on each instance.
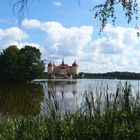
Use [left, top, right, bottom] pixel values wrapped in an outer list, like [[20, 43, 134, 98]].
[[32, 78, 140, 83]]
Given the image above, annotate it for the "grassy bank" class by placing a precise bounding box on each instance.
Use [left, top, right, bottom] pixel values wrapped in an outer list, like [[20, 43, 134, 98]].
[[1, 82, 140, 140]]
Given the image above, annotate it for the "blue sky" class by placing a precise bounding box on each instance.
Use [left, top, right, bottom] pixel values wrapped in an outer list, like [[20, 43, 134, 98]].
[[0, 0, 140, 73]]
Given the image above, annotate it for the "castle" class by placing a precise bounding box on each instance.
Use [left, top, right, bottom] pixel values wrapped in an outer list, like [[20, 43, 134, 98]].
[[48, 59, 78, 78]]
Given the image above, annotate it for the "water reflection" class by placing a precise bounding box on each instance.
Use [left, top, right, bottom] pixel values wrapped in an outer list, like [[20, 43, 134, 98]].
[[1, 79, 140, 117], [48, 80, 77, 97], [0, 83, 44, 117], [41, 80, 79, 113], [40, 79, 140, 113]]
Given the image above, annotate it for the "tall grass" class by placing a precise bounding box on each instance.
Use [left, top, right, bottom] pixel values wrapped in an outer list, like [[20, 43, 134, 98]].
[[1, 82, 140, 139]]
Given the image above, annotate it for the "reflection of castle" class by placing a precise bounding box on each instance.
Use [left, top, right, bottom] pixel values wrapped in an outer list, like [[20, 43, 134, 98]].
[[47, 81, 77, 98], [48, 59, 78, 78]]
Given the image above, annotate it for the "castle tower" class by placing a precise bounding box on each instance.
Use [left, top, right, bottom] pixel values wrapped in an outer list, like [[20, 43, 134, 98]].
[[48, 60, 53, 75], [72, 60, 78, 76]]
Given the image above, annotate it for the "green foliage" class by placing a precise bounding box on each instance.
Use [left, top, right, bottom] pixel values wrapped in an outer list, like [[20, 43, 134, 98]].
[[0, 45, 45, 82], [18, 45, 45, 82], [1, 82, 140, 139], [0, 45, 19, 81], [79, 71, 140, 79], [93, 0, 139, 33]]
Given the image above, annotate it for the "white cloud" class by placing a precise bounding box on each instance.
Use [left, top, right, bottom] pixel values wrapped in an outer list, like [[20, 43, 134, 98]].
[[80, 24, 140, 72], [137, 0, 140, 7], [22, 19, 93, 59], [53, 1, 62, 6], [0, 27, 28, 51], [5, 27, 27, 40], [89, 24, 139, 55], [22, 19, 41, 28], [43, 23, 93, 57], [85, 24, 140, 72], [0, 20, 140, 73], [0, 27, 27, 40], [22, 19, 140, 72]]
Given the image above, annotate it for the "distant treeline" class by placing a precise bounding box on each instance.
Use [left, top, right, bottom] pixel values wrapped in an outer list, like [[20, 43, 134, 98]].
[[79, 72, 140, 80]]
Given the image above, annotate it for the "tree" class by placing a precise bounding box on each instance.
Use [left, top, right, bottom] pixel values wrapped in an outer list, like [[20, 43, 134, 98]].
[[18, 45, 45, 82], [0, 45, 45, 82], [0, 45, 19, 82], [93, 0, 139, 33]]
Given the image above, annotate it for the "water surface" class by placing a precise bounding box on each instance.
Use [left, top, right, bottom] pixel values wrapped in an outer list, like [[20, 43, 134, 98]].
[[40, 79, 140, 113], [0, 79, 140, 117]]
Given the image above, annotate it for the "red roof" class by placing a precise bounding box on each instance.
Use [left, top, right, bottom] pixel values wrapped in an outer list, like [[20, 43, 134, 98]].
[[58, 64, 69, 69], [48, 61, 78, 68]]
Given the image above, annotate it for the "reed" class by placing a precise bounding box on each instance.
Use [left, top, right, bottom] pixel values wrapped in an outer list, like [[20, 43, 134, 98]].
[[1, 82, 140, 140]]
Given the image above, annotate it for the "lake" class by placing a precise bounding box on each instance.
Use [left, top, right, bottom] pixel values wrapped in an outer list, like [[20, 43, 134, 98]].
[[0, 79, 140, 117]]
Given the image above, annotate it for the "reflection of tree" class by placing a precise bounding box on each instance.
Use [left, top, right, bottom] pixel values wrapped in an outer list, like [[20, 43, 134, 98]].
[[0, 83, 44, 117]]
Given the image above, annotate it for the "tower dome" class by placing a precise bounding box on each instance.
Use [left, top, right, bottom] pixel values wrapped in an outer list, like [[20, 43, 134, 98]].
[[72, 61, 78, 67], [48, 61, 52, 67]]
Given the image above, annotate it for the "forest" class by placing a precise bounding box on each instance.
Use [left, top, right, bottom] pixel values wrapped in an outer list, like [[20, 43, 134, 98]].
[[79, 71, 140, 80]]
